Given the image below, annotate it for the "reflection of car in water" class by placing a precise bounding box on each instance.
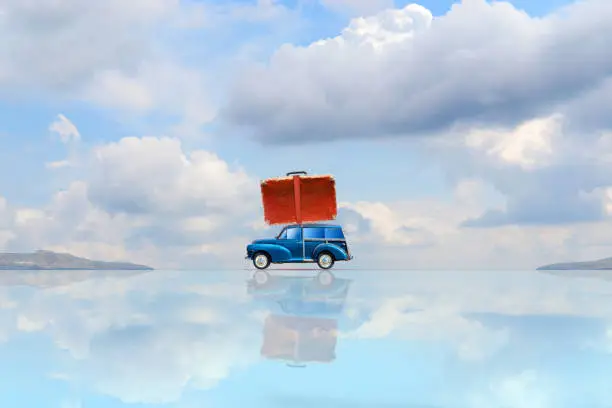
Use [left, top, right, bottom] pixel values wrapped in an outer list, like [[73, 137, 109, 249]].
[[247, 271, 352, 366], [247, 270, 351, 316]]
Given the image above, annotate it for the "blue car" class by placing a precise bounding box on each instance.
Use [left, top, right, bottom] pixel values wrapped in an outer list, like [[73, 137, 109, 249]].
[[246, 223, 353, 270]]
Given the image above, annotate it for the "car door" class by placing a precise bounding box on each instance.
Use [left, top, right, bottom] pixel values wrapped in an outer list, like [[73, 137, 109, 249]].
[[303, 226, 325, 260], [282, 226, 304, 260]]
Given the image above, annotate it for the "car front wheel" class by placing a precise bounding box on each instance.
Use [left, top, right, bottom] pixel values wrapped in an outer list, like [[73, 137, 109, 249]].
[[316, 252, 334, 269], [253, 252, 271, 270], [254, 270, 270, 285]]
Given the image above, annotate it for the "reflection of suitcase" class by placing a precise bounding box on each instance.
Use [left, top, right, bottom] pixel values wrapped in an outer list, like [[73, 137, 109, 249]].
[[260, 314, 338, 363], [260, 171, 337, 225]]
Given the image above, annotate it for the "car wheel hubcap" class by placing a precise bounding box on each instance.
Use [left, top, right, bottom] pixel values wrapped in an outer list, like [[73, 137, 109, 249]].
[[320, 254, 332, 267], [255, 255, 267, 267]]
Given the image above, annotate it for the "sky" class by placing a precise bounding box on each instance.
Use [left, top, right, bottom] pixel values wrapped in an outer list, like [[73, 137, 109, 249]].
[[1, 268, 612, 407], [1, 0, 612, 269]]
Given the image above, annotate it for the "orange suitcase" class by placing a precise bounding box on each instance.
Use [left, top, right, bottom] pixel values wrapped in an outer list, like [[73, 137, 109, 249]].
[[260, 171, 337, 225]]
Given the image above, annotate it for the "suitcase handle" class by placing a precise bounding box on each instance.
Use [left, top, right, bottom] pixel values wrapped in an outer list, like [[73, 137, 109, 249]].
[[286, 171, 307, 176]]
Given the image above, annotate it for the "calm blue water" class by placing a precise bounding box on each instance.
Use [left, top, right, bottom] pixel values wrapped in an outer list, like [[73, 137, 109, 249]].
[[0, 268, 610, 407]]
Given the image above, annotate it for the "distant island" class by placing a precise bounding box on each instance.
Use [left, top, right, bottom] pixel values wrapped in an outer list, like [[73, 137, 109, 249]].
[[537, 257, 612, 271], [0, 250, 153, 270]]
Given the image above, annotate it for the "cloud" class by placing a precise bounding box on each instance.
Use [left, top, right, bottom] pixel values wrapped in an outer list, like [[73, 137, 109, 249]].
[[80, 61, 216, 133], [429, 113, 612, 227], [0, 197, 14, 245], [345, 296, 510, 361], [338, 201, 438, 247], [0, 0, 178, 91], [0, 0, 255, 138], [3, 134, 261, 269], [87, 136, 257, 217], [220, 0, 612, 232], [223, 0, 612, 143], [464, 114, 561, 171], [319, 0, 394, 16], [47, 114, 82, 169], [49, 114, 80, 143], [334, 177, 612, 269]]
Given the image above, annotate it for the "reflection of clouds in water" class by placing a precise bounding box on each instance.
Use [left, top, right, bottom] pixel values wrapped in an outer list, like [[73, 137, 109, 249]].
[[346, 270, 612, 317], [343, 297, 509, 361], [1, 270, 261, 404], [469, 370, 551, 408], [86, 322, 257, 404], [340, 270, 612, 368], [338, 271, 612, 407]]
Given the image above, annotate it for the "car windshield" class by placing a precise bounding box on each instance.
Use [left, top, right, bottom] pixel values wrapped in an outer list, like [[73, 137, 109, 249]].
[[276, 227, 287, 239]]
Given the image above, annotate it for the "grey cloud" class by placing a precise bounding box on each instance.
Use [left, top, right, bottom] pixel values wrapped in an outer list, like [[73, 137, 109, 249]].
[[0, 0, 174, 92], [222, 0, 612, 144], [460, 164, 610, 227], [336, 207, 373, 235]]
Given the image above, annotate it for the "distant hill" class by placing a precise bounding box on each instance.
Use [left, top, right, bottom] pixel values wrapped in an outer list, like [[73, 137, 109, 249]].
[[536, 257, 612, 271], [0, 250, 153, 270]]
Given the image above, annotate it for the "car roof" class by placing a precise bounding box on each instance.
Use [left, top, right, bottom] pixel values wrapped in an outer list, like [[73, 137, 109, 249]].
[[285, 223, 342, 228]]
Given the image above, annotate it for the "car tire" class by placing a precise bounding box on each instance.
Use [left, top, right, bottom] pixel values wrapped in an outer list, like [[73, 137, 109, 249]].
[[317, 270, 335, 286], [253, 252, 271, 270], [253, 270, 270, 285], [316, 252, 334, 270]]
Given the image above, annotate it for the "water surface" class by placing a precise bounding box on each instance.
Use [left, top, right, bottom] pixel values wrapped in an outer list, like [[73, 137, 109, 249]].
[[0, 268, 610, 407]]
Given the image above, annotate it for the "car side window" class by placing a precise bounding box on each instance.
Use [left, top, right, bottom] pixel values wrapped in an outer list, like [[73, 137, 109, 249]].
[[277, 228, 287, 239], [303, 227, 324, 239], [325, 227, 345, 240], [286, 227, 302, 240]]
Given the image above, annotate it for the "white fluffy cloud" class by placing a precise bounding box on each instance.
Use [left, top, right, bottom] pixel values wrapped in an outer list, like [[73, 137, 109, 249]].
[[87, 136, 256, 217], [337, 174, 612, 269], [49, 114, 80, 143], [319, 0, 394, 15], [464, 114, 562, 171], [225, 0, 612, 143], [1, 115, 262, 269], [4, 0, 612, 270], [221, 0, 612, 238], [0, 0, 178, 90], [0, 0, 287, 137]]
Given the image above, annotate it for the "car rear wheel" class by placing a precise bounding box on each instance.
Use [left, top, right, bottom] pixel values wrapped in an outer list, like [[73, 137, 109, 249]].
[[253, 252, 271, 270], [316, 252, 334, 269], [317, 270, 335, 286]]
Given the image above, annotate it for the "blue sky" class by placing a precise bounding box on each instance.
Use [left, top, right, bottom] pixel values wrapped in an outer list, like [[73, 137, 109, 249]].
[[1, 269, 612, 407], [1, 0, 612, 270]]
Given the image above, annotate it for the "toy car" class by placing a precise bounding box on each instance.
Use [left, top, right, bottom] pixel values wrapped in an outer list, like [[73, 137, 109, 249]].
[[245, 223, 353, 270]]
